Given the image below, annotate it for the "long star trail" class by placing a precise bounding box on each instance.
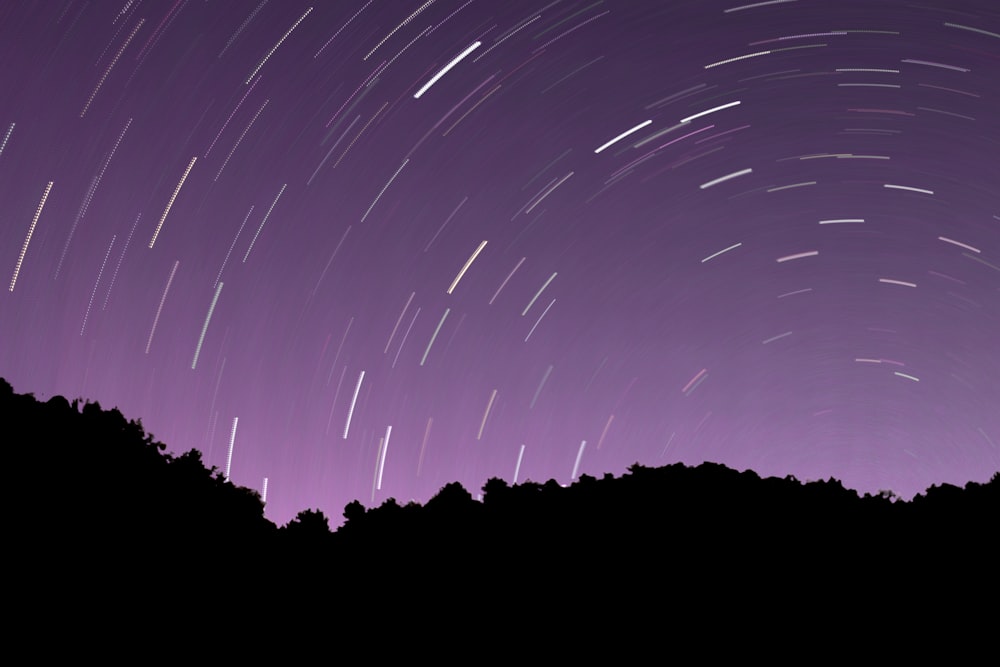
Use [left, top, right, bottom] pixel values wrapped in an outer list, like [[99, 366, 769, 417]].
[[513, 444, 526, 485], [315, 0, 375, 59], [245, 7, 313, 84], [9, 182, 53, 292], [216, 207, 253, 288], [376, 425, 391, 491], [225, 417, 238, 481], [776, 250, 819, 263], [364, 0, 436, 61], [219, 1, 269, 59], [102, 213, 140, 310], [80, 235, 116, 336], [490, 257, 527, 305], [0, 123, 14, 159], [417, 418, 433, 478], [145, 260, 179, 355], [343, 370, 365, 440], [478, 389, 498, 440], [525, 171, 573, 213], [884, 183, 934, 195], [525, 298, 556, 342], [447, 240, 488, 294], [392, 307, 421, 369], [522, 272, 557, 316], [243, 183, 287, 263], [702, 243, 742, 263], [529, 364, 554, 409], [55, 118, 133, 278], [679, 101, 741, 124], [594, 120, 653, 154], [205, 77, 262, 158], [421, 309, 450, 366], [308, 116, 361, 186], [149, 157, 197, 249], [80, 19, 144, 117], [192, 282, 224, 370], [214, 99, 269, 182], [311, 225, 352, 297], [571, 440, 587, 481], [385, 292, 416, 354], [361, 159, 409, 223], [700, 168, 753, 189], [413, 41, 482, 99]]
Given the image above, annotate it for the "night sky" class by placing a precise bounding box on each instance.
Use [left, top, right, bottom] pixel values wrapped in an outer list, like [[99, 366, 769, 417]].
[[2, 0, 998, 527]]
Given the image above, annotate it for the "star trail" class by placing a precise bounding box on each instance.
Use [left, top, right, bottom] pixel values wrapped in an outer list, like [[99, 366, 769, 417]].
[[1, 0, 998, 527]]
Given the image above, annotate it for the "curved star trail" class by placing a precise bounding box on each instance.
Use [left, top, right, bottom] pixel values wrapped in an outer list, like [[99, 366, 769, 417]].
[[1, 0, 998, 527]]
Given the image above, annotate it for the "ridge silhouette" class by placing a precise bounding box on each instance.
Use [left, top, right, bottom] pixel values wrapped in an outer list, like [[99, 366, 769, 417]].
[[4, 376, 996, 623]]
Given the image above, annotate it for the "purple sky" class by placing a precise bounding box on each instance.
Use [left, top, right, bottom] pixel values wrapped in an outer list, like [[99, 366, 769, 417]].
[[2, 0, 998, 527]]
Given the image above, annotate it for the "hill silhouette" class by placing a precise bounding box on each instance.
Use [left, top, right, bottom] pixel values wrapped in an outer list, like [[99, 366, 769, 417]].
[[4, 376, 997, 635]]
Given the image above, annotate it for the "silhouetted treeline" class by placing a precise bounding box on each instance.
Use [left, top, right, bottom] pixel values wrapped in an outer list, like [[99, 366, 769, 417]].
[[4, 376, 997, 611]]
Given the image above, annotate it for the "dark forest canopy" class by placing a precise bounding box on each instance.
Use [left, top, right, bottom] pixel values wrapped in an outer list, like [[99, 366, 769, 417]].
[[4, 376, 997, 567], [6, 373, 999, 643]]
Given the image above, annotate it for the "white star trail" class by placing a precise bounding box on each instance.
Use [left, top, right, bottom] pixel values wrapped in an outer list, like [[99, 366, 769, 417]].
[[699, 168, 753, 189], [225, 417, 238, 481], [243, 183, 287, 263], [594, 120, 653, 154], [513, 444, 526, 484], [490, 257, 526, 305], [80, 235, 115, 336], [9, 181, 52, 292], [385, 292, 416, 354], [146, 260, 179, 355], [571, 440, 587, 481], [364, 0, 435, 61], [103, 213, 140, 310], [884, 183, 934, 195], [701, 242, 742, 263], [376, 425, 392, 490], [192, 281, 224, 370], [0, 123, 13, 159], [447, 240, 488, 294], [478, 389, 498, 440], [776, 250, 819, 263], [421, 308, 450, 366], [938, 237, 981, 253], [81, 18, 144, 117], [361, 159, 409, 223], [525, 298, 556, 342], [245, 7, 313, 84], [414, 41, 482, 99], [522, 272, 557, 316], [343, 370, 365, 439], [149, 157, 197, 249], [679, 101, 741, 124], [879, 278, 917, 288]]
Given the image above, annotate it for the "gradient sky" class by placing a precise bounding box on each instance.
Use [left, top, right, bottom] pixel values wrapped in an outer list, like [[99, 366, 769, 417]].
[[2, 0, 998, 527]]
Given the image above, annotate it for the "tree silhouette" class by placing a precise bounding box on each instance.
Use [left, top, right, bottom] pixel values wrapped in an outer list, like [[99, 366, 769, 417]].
[[284, 508, 331, 536]]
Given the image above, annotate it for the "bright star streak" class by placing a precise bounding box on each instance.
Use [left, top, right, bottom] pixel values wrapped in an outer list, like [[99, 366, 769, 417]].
[[414, 41, 482, 99], [699, 168, 752, 189], [447, 240, 488, 294], [679, 100, 741, 124], [594, 120, 653, 154], [9, 181, 53, 292], [343, 370, 365, 439]]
